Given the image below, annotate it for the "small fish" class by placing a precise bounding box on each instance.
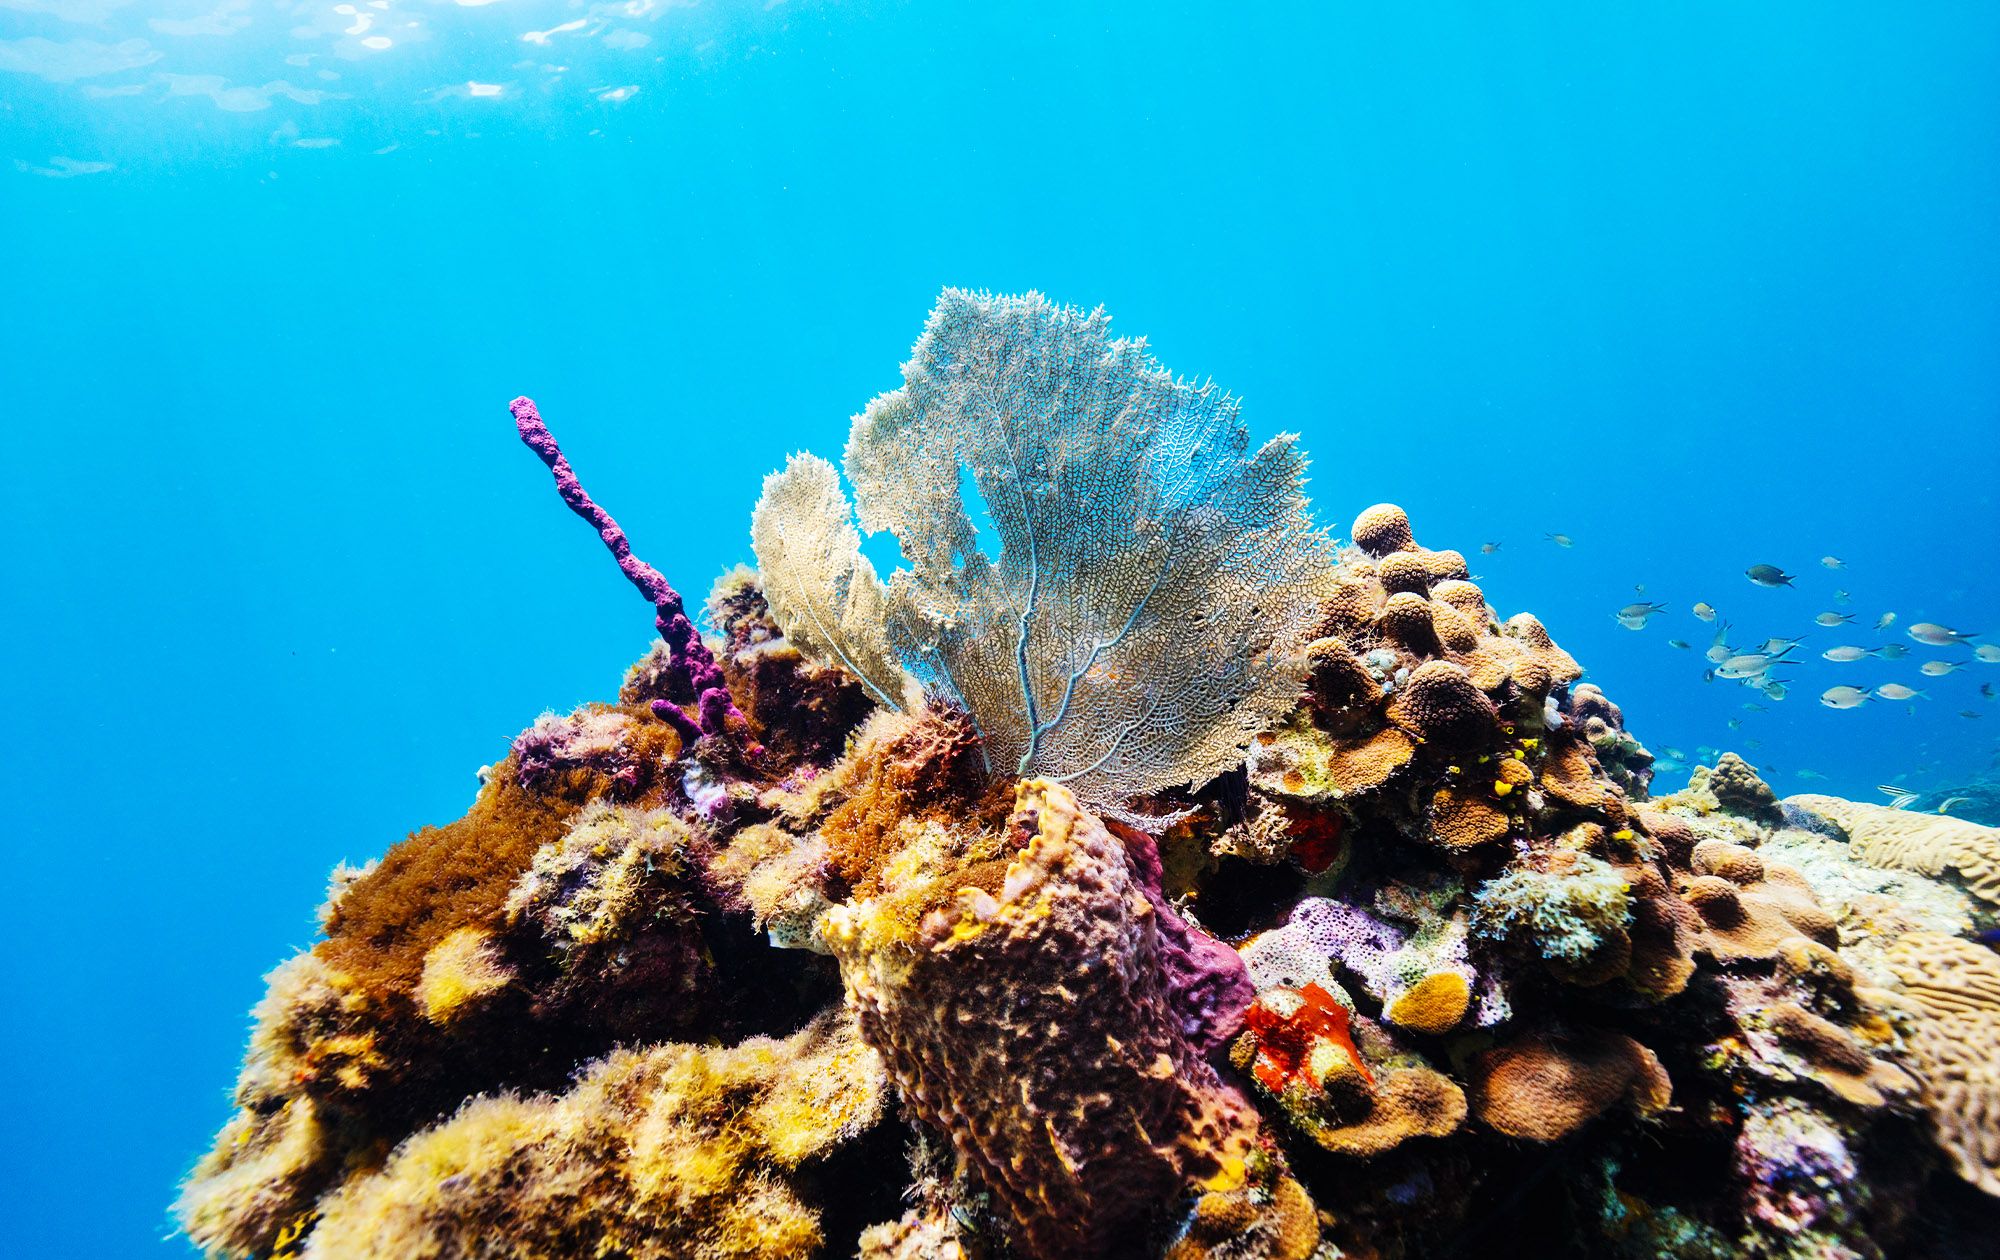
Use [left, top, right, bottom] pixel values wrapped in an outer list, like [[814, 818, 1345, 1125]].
[[1909, 622, 1979, 646], [1760, 636, 1806, 653], [1815, 611, 1855, 627], [1727, 718, 1743, 730], [1692, 602, 1717, 622], [1833, 589, 1852, 605], [1745, 564, 1795, 588], [1705, 621, 1734, 664], [1820, 685, 1871, 709], [1921, 660, 1965, 677], [1745, 738, 1763, 750], [1874, 612, 1897, 631], [1742, 702, 1768, 712], [1976, 644, 2000, 663], [1875, 683, 1927, 701], [1796, 769, 1828, 781], [1876, 643, 1909, 660], [1940, 797, 1973, 814], [1479, 542, 1502, 554], [1545, 532, 1573, 548], [1702, 669, 1715, 684], [1984, 683, 1997, 699], [1667, 638, 1691, 650], [1761, 679, 1790, 700], [1821, 556, 1846, 569], [1877, 786, 1920, 810], [1661, 746, 1688, 760], [1615, 601, 1668, 629], [1717, 653, 1777, 680], [1822, 645, 1875, 662], [1962, 711, 1984, 720]]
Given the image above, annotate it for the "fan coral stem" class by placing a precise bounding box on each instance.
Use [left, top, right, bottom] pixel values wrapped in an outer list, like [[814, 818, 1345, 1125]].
[[511, 396, 745, 747]]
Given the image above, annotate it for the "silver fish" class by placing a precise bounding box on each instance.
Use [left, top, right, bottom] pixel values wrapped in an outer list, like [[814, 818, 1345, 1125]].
[[1822, 645, 1874, 662], [1920, 660, 1964, 677], [1667, 639, 1691, 650], [1796, 769, 1828, 781], [1480, 542, 1501, 554], [1717, 653, 1778, 679], [1821, 556, 1846, 569], [1940, 797, 1972, 813], [1875, 683, 1927, 701], [1820, 685, 1870, 709], [1705, 621, 1734, 664], [1877, 643, 1909, 660], [1693, 602, 1717, 622], [1814, 611, 1855, 627], [1976, 644, 2000, 663], [1874, 612, 1897, 631], [1661, 746, 1688, 760], [1742, 702, 1768, 712], [1615, 601, 1668, 629], [1834, 589, 1852, 604], [1909, 622, 1978, 646], [1746, 564, 1795, 588], [1760, 636, 1805, 653], [1761, 679, 1790, 700], [1546, 532, 1573, 548]]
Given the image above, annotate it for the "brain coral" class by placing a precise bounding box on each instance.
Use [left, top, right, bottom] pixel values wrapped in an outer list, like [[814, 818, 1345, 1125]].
[[1788, 794, 2000, 911], [1885, 932, 2000, 1195]]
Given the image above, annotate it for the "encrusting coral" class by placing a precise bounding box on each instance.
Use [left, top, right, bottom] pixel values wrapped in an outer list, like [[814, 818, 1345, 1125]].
[[180, 291, 1996, 1260]]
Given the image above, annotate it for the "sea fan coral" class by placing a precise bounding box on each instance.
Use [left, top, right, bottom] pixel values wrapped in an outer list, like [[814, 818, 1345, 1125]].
[[756, 289, 1334, 820]]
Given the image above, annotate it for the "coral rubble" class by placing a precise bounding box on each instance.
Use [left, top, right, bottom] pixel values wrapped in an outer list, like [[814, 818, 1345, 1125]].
[[181, 291, 1997, 1260]]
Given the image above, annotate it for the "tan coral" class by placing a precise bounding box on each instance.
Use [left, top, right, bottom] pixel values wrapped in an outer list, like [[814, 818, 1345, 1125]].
[[1469, 1029, 1671, 1142], [1351, 503, 1415, 557], [1883, 932, 2000, 1196], [1427, 786, 1514, 852], [1430, 579, 1492, 624], [1325, 726, 1417, 797], [1387, 661, 1501, 751], [1377, 551, 1433, 595], [1788, 795, 2000, 909], [1375, 591, 1442, 655]]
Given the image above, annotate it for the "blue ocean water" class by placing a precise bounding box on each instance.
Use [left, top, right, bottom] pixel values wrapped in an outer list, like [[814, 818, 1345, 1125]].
[[2, 3, 1996, 1255]]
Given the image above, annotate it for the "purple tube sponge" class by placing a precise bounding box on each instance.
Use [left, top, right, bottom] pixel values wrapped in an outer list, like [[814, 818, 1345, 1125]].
[[511, 397, 749, 751]]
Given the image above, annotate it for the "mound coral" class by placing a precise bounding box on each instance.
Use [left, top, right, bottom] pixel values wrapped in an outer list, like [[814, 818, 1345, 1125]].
[[1788, 793, 2000, 913], [181, 291, 1996, 1260]]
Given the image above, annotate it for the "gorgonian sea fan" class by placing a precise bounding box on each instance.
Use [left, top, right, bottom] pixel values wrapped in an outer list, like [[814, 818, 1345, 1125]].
[[753, 289, 1333, 817]]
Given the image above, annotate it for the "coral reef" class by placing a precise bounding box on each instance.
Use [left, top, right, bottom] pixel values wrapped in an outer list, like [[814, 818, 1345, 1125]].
[[181, 292, 1996, 1260]]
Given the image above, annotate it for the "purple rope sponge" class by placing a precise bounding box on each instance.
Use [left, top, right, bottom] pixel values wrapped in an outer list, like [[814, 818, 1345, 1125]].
[[511, 396, 746, 749]]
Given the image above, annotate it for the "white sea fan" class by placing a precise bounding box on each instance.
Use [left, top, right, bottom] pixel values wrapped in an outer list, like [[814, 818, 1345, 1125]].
[[756, 288, 1333, 817], [749, 452, 910, 711]]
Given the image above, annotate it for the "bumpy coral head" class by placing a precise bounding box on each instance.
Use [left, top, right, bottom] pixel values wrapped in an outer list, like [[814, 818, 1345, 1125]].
[[1351, 503, 1415, 557]]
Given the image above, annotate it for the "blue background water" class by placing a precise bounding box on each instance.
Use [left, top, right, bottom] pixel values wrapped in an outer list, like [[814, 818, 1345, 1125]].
[[3, 3, 1996, 1255]]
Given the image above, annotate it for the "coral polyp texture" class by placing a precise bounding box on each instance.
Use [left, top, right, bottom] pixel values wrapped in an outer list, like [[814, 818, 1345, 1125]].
[[183, 291, 1997, 1260]]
